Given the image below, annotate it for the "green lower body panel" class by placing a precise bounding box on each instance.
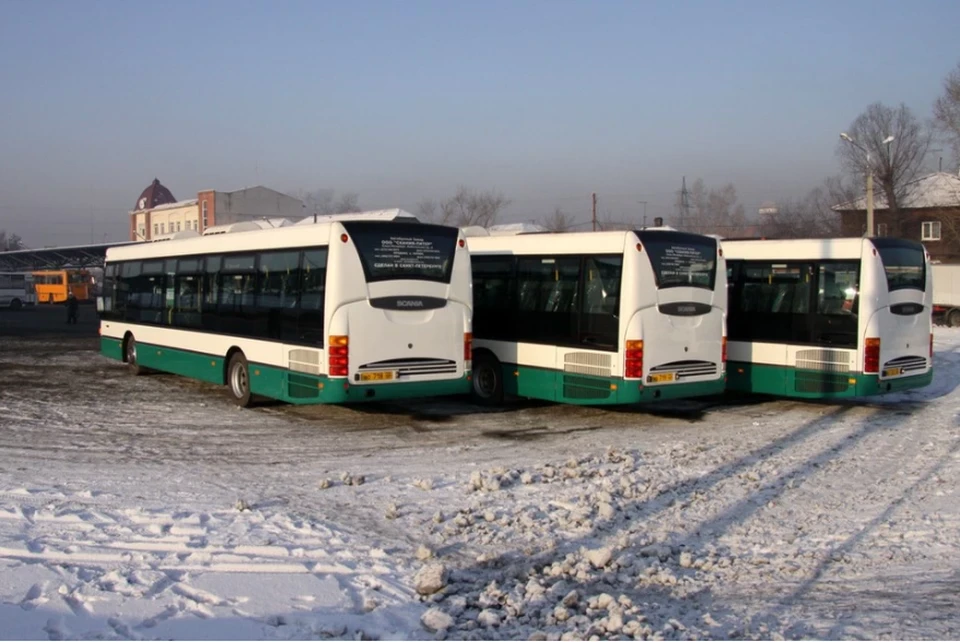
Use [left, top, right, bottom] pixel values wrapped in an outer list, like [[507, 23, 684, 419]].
[[727, 360, 933, 399], [100, 337, 470, 404], [501, 362, 725, 406], [101, 337, 124, 361]]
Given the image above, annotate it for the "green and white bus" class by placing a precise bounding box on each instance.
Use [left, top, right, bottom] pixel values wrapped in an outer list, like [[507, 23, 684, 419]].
[[98, 212, 473, 406], [465, 227, 727, 406], [723, 237, 933, 398]]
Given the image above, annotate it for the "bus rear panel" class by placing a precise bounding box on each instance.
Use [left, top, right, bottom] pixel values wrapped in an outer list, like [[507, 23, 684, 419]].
[[322, 221, 472, 403], [468, 229, 726, 406], [724, 237, 932, 398]]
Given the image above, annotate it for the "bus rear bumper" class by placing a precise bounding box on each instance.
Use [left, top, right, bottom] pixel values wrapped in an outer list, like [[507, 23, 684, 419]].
[[857, 369, 933, 396], [503, 363, 725, 405], [726, 360, 933, 398], [309, 375, 472, 405]]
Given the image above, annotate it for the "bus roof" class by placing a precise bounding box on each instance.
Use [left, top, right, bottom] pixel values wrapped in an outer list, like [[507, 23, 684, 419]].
[[465, 228, 715, 255], [105, 217, 457, 262], [466, 230, 634, 254], [720, 237, 871, 260]]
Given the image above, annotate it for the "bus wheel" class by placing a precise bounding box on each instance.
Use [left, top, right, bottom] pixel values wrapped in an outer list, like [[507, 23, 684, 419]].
[[472, 352, 504, 406], [949, 309, 960, 328], [125, 336, 146, 376], [227, 353, 253, 408], [9, 299, 21, 311]]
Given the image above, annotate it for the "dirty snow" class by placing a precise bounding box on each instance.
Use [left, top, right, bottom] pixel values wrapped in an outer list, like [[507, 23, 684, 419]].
[[0, 328, 959, 639]]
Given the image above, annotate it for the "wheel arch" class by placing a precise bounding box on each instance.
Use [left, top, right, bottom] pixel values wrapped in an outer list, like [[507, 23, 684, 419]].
[[121, 331, 135, 363], [223, 346, 245, 385]]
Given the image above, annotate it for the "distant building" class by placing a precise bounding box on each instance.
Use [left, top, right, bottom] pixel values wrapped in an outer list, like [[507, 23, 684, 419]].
[[129, 180, 304, 241], [832, 171, 960, 263]]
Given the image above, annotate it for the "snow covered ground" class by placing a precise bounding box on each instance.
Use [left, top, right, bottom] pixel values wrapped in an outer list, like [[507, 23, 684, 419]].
[[0, 327, 959, 640]]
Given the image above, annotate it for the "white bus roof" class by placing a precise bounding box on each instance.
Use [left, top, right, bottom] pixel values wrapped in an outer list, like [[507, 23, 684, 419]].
[[106, 215, 455, 262], [294, 209, 418, 225], [202, 218, 295, 236], [466, 230, 637, 254], [721, 237, 870, 260], [466, 228, 719, 255]]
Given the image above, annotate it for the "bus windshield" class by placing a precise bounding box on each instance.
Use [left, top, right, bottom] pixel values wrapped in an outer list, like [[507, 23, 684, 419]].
[[344, 222, 458, 284], [636, 231, 717, 290], [871, 238, 925, 292]]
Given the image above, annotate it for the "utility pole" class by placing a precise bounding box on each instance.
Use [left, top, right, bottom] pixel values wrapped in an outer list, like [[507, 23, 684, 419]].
[[678, 177, 691, 231], [591, 192, 597, 231], [638, 200, 648, 227]]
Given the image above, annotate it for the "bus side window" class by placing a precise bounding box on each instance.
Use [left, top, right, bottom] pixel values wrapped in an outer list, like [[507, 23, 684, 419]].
[[298, 249, 328, 345], [201, 256, 222, 332], [472, 256, 516, 341], [257, 250, 300, 340], [580, 256, 622, 349]]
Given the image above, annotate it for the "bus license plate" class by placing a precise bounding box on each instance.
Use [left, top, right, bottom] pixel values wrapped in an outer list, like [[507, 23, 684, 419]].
[[883, 367, 901, 377], [360, 371, 395, 382], [648, 373, 675, 383]]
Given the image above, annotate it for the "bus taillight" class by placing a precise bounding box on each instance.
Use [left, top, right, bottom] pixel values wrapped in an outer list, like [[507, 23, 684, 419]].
[[464, 332, 472, 367], [722, 336, 727, 365], [329, 335, 349, 377], [625, 340, 643, 379], [864, 337, 880, 374]]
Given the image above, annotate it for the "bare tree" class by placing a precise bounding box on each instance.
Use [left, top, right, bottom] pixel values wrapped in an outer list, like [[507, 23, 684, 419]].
[[540, 207, 576, 232], [332, 192, 360, 214], [759, 177, 848, 238], [836, 102, 931, 234], [416, 198, 438, 222], [303, 189, 361, 216], [596, 211, 633, 231], [934, 61, 960, 171], [419, 186, 511, 227], [0, 230, 24, 251], [679, 179, 747, 236]]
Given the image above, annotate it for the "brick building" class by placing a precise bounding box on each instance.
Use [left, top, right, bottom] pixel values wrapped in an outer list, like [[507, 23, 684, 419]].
[[129, 179, 305, 241], [832, 171, 960, 263]]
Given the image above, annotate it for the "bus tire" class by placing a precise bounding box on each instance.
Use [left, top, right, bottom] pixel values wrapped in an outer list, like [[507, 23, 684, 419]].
[[472, 351, 504, 406], [949, 309, 960, 328], [9, 298, 22, 311], [125, 336, 146, 376], [227, 352, 253, 408]]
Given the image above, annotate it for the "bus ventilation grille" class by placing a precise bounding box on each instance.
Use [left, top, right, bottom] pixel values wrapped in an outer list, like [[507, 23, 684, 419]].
[[794, 371, 850, 394], [648, 360, 718, 379], [563, 352, 613, 377], [288, 349, 322, 375], [562, 374, 612, 400], [882, 355, 927, 374], [358, 358, 457, 377], [288, 373, 321, 399], [795, 349, 850, 373]]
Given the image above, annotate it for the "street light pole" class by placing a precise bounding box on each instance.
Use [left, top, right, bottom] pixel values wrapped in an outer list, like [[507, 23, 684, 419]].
[[638, 200, 648, 227], [840, 132, 892, 239]]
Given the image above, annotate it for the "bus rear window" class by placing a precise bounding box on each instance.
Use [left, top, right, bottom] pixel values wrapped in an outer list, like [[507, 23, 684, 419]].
[[872, 239, 925, 292], [636, 231, 717, 290], [344, 222, 458, 284]]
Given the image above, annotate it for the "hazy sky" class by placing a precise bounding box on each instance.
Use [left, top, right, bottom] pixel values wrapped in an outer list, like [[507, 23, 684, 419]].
[[1, 0, 958, 247]]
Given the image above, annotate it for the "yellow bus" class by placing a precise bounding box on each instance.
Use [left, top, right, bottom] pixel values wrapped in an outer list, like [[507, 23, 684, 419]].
[[33, 269, 92, 304]]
